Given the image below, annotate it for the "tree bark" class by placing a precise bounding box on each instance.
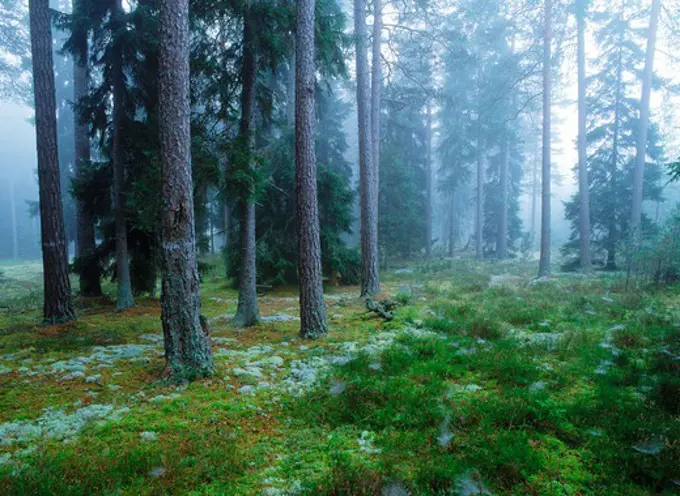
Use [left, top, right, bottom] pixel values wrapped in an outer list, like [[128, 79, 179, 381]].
[[498, 130, 509, 259], [630, 0, 661, 235], [607, 40, 624, 270], [111, 0, 134, 309], [223, 201, 230, 277], [530, 149, 538, 250], [538, 0, 552, 278], [425, 102, 433, 257], [73, 0, 102, 296], [576, 0, 591, 272], [233, 8, 260, 327], [296, 0, 327, 339], [355, 0, 379, 296], [158, 0, 213, 380], [475, 122, 483, 262], [29, 0, 75, 324]]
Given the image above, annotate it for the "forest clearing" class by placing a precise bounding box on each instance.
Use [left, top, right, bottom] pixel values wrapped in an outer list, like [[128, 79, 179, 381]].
[[2, 0, 680, 493], [1, 257, 679, 494]]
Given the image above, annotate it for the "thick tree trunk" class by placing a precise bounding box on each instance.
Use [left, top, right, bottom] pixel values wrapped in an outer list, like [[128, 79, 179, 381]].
[[630, 0, 661, 235], [538, 0, 552, 277], [371, 0, 382, 184], [73, 1, 102, 296], [158, 0, 213, 380], [498, 131, 509, 259], [296, 0, 327, 339], [233, 10, 260, 327], [425, 103, 433, 257], [576, 1, 591, 272], [29, 0, 75, 324], [111, 0, 134, 309], [355, 0, 379, 296]]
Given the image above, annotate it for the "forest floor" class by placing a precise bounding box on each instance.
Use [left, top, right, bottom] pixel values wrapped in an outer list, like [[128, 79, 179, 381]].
[[0, 257, 679, 495]]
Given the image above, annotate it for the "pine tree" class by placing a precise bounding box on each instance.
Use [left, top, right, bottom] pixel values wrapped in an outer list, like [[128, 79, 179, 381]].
[[232, 5, 260, 327], [158, 0, 213, 379], [296, 0, 328, 339], [575, 0, 592, 271], [539, 0, 552, 277], [355, 0, 379, 297], [72, 0, 102, 296], [29, 0, 75, 324]]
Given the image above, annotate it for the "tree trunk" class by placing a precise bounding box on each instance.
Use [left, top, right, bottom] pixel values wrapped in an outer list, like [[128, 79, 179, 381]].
[[233, 9, 260, 327], [73, 0, 103, 296], [475, 123, 483, 262], [158, 0, 213, 380], [607, 41, 624, 270], [223, 201, 230, 277], [630, 0, 661, 235], [531, 152, 538, 250], [29, 0, 75, 324], [295, 0, 327, 339], [576, 0, 591, 272], [355, 0, 379, 296], [111, 0, 134, 309], [538, 0, 552, 278], [9, 179, 18, 260], [425, 102, 433, 257], [286, 42, 295, 127], [498, 130, 509, 259]]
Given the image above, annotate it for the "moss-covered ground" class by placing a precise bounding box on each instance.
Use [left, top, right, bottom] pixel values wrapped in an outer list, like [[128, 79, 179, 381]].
[[0, 257, 679, 494]]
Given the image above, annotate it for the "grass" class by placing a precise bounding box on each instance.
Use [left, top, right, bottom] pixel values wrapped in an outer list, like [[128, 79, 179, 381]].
[[0, 257, 679, 494]]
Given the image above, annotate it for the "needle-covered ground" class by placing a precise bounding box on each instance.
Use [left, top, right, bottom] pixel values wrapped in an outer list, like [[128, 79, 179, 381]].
[[0, 258, 679, 495]]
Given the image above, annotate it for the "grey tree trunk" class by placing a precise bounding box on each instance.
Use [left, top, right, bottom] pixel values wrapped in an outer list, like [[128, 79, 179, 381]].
[[287, 42, 295, 127], [498, 132, 509, 259], [475, 124, 483, 262], [371, 0, 382, 184], [530, 152, 538, 250], [607, 41, 624, 270], [9, 179, 18, 260], [576, 0, 592, 272], [73, 1, 102, 296], [29, 0, 75, 324], [112, 0, 134, 309], [233, 9, 260, 327], [538, 0, 552, 278], [355, 0, 379, 296], [296, 0, 327, 339], [223, 201, 230, 277], [425, 103, 433, 257], [158, 0, 213, 380], [630, 0, 661, 235]]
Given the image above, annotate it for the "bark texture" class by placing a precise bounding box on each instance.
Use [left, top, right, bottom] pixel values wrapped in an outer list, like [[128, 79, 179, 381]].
[[296, 0, 327, 339], [158, 0, 213, 379], [630, 0, 660, 235], [233, 9, 260, 327], [112, 0, 134, 309], [73, 1, 102, 296], [576, 0, 591, 272], [29, 0, 75, 324], [355, 0, 380, 297], [538, 0, 552, 277]]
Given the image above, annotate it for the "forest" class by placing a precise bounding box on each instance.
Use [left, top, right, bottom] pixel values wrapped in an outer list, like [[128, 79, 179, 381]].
[[0, 0, 680, 494]]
